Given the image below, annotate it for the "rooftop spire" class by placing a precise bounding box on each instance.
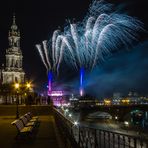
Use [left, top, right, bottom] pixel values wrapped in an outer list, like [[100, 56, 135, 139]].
[[11, 13, 17, 31], [13, 13, 16, 25]]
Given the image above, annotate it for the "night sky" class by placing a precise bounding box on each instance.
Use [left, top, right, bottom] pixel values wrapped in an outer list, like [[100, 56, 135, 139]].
[[0, 0, 147, 96]]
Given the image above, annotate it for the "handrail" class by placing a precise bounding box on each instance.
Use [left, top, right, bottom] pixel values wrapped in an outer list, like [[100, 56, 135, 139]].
[[53, 107, 148, 148]]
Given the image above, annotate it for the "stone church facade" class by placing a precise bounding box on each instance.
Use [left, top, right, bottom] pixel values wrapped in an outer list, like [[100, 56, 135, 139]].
[[0, 15, 26, 104], [2, 15, 25, 84]]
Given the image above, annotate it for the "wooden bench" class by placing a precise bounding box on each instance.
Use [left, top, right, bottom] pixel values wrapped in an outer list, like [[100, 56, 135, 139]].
[[11, 119, 33, 138], [24, 113, 38, 123], [27, 112, 39, 121], [11, 112, 40, 139], [20, 116, 36, 127]]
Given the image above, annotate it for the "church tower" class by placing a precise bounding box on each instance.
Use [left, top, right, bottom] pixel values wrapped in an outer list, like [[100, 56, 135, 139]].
[[2, 14, 25, 84]]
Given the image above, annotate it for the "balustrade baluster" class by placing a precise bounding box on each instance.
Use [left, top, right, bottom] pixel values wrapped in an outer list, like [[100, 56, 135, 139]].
[[99, 131, 101, 148], [118, 134, 120, 148], [95, 129, 97, 148], [108, 132, 110, 148], [53, 108, 148, 148], [104, 131, 106, 148], [128, 137, 131, 148], [123, 136, 125, 148], [140, 139, 143, 148]]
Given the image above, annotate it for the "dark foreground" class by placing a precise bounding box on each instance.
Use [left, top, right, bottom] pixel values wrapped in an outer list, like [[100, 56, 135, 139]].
[[0, 105, 64, 148]]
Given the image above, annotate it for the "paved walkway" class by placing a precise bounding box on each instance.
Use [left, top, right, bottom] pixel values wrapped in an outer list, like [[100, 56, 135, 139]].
[[0, 115, 63, 148]]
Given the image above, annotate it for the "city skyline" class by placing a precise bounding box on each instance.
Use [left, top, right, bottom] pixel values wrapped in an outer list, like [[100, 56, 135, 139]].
[[0, 0, 147, 96]]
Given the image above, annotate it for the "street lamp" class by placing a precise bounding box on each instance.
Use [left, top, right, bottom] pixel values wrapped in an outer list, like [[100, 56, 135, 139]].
[[14, 83, 20, 119], [115, 116, 118, 120], [69, 114, 72, 117], [26, 82, 31, 89], [124, 121, 129, 126], [25, 82, 32, 105], [74, 121, 78, 126]]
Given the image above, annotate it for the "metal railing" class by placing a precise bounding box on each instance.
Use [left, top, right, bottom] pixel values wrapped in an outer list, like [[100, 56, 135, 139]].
[[53, 108, 148, 148]]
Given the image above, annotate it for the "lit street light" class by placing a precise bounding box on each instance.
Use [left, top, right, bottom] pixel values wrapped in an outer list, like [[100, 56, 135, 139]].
[[74, 121, 78, 126], [124, 121, 129, 126], [26, 82, 31, 89], [25, 82, 32, 105], [115, 116, 118, 120], [65, 109, 69, 114], [69, 114, 72, 117], [15, 83, 19, 89]]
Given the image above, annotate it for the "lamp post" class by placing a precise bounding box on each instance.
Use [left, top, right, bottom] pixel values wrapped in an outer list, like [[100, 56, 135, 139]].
[[26, 82, 32, 105], [14, 83, 20, 119]]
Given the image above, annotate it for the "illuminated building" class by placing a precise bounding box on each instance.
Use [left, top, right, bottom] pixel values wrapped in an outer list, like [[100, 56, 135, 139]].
[[69, 94, 79, 108], [121, 99, 130, 104], [104, 99, 111, 105], [112, 92, 122, 105], [48, 90, 65, 107], [47, 72, 66, 106], [113, 92, 122, 100], [78, 97, 99, 108], [1, 14, 25, 84]]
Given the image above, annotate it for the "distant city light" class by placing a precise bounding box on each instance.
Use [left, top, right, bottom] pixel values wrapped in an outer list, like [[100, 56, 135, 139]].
[[104, 99, 111, 105], [69, 114, 72, 117], [74, 121, 78, 126], [124, 121, 129, 126], [48, 91, 63, 96], [65, 109, 69, 113], [115, 116, 118, 120], [122, 99, 130, 104], [70, 94, 78, 101]]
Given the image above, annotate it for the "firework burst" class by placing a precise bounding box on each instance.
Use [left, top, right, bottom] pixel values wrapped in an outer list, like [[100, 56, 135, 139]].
[[37, 0, 143, 75]]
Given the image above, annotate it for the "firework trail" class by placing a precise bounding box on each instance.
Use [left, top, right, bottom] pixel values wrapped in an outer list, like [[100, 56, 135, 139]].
[[37, 0, 143, 75], [50, 0, 143, 73], [52, 30, 60, 64], [36, 42, 53, 92], [36, 44, 49, 71], [43, 40, 51, 70]]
